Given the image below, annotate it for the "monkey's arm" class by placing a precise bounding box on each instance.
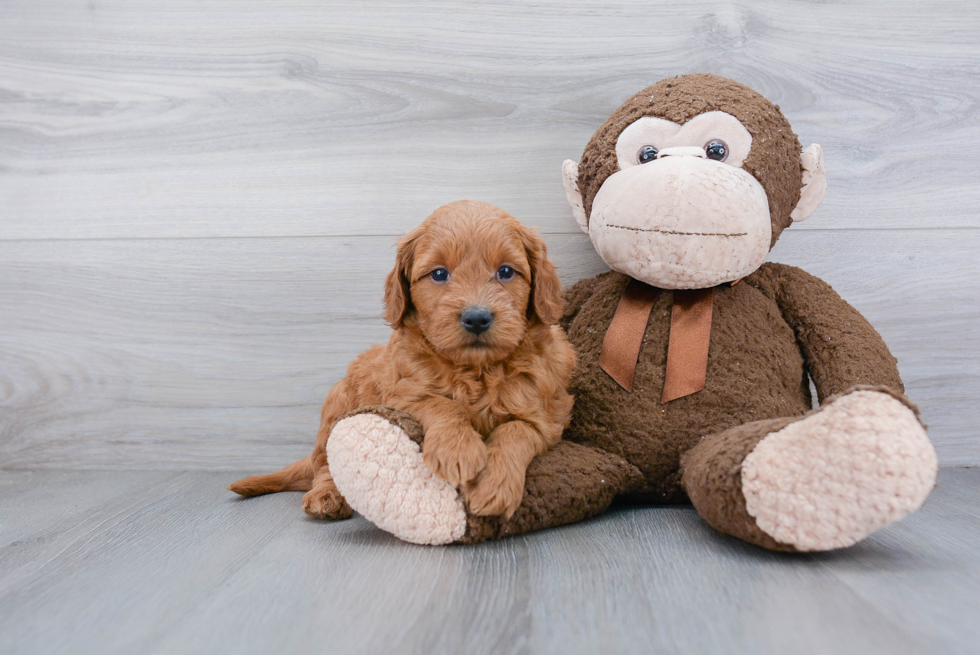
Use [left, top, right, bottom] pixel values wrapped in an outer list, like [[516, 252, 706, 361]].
[[745, 262, 904, 403]]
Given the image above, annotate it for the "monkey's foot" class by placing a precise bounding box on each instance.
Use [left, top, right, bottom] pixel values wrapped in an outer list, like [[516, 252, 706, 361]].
[[741, 390, 938, 551], [327, 407, 467, 546]]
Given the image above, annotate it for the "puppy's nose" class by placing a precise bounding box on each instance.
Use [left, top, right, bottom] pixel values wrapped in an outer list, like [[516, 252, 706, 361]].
[[460, 306, 494, 335]]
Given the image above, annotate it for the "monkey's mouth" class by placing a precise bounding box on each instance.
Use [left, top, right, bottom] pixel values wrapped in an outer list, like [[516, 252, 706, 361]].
[[606, 224, 747, 238]]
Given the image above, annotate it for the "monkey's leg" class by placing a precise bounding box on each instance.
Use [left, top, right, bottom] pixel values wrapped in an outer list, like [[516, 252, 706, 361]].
[[681, 388, 937, 552], [461, 435, 642, 544], [327, 407, 641, 545]]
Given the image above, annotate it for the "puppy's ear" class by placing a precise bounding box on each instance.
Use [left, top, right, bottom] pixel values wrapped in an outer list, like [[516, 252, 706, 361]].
[[519, 225, 563, 326], [383, 229, 421, 329]]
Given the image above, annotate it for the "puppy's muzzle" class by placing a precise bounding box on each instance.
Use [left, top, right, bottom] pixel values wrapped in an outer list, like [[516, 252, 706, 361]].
[[460, 306, 494, 335]]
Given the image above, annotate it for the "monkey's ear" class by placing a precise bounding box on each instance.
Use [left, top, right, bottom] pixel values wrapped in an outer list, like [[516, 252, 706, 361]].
[[383, 231, 420, 329], [562, 159, 589, 234], [790, 144, 827, 223]]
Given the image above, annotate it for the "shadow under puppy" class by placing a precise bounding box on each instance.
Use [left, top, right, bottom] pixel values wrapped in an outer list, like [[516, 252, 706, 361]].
[[230, 200, 575, 520]]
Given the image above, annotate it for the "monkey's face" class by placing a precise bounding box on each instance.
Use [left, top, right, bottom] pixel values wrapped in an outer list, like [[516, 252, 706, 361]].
[[563, 74, 827, 290], [588, 112, 771, 289]]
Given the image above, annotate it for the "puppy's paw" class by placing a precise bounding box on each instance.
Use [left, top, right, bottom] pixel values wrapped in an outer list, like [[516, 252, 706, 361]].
[[423, 428, 488, 487], [302, 485, 353, 520], [464, 449, 525, 518]]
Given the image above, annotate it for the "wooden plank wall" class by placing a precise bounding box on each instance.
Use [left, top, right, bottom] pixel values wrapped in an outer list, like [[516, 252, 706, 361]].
[[1, 0, 977, 469]]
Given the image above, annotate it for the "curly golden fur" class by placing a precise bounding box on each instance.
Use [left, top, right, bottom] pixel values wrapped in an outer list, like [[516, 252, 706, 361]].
[[229, 200, 575, 519]]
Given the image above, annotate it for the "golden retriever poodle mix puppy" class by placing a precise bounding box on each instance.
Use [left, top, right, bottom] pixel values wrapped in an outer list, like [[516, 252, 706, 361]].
[[230, 200, 575, 520]]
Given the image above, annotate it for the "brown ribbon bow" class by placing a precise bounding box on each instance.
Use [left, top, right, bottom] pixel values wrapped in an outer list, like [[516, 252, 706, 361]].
[[599, 278, 716, 403]]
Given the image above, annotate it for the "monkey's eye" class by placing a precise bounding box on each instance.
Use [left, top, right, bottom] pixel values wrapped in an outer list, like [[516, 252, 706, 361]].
[[637, 145, 659, 164], [430, 268, 450, 283], [496, 265, 515, 281], [704, 139, 729, 162]]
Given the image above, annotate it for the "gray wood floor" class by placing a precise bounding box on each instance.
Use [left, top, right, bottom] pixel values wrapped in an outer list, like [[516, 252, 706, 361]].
[[0, 467, 976, 655]]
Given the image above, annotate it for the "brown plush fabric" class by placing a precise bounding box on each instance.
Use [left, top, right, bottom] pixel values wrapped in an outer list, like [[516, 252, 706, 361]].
[[680, 416, 805, 552], [576, 73, 802, 247], [744, 263, 905, 401], [459, 440, 643, 544], [561, 270, 812, 502], [342, 406, 426, 447]]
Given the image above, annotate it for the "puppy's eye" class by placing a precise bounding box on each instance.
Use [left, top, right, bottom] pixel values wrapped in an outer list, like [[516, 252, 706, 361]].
[[496, 266, 515, 281], [637, 145, 659, 164], [430, 268, 450, 283]]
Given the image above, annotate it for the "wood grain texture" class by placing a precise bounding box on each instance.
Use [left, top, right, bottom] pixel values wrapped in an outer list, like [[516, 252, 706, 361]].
[[0, 468, 977, 655], [0, 0, 978, 239], [1, 229, 976, 469], [1, 0, 977, 469]]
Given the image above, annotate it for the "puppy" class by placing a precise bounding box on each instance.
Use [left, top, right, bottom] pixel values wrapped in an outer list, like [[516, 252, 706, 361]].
[[230, 200, 575, 518]]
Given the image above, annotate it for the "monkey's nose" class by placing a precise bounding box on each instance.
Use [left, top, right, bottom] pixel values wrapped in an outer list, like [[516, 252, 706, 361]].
[[657, 146, 706, 159], [460, 306, 494, 335]]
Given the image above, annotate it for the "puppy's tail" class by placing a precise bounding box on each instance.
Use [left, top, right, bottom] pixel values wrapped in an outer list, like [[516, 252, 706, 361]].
[[228, 457, 314, 497]]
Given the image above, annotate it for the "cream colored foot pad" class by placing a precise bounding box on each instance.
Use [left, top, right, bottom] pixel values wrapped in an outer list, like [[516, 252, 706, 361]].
[[742, 391, 937, 551], [328, 413, 467, 545]]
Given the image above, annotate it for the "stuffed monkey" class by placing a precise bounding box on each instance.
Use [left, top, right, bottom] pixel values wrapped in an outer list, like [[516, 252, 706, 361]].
[[326, 74, 937, 551]]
